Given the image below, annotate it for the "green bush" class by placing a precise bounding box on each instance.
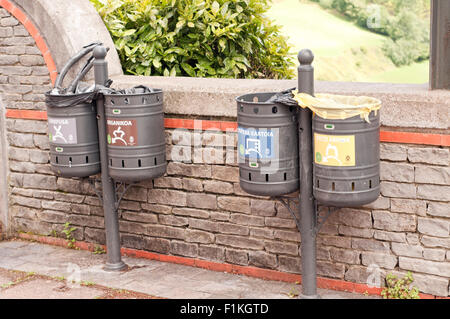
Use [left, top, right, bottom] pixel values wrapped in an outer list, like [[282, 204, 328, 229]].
[[90, 0, 295, 79]]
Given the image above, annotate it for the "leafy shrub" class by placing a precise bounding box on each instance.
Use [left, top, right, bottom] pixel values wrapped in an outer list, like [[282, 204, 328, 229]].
[[381, 272, 420, 299], [90, 0, 295, 79]]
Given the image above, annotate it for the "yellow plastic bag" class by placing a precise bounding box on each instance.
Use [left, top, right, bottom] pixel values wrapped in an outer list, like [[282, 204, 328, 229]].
[[291, 90, 381, 123]]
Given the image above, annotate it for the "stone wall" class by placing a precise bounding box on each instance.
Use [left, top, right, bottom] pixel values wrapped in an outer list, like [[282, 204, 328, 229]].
[[0, 1, 449, 297]]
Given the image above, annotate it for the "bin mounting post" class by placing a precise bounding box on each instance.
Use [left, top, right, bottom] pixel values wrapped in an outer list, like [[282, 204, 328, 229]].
[[93, 45, 127, 271], [297, 49, 320, 299]]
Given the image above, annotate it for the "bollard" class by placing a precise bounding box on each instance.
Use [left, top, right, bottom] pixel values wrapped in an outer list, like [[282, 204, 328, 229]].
[[297, 49, 320, 299], [93, 46, 127, 271]]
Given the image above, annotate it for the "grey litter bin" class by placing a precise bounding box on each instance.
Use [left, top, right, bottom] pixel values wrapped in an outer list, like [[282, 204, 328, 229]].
[[104, 86, 166, 182], [45, 42, 102, 178], [46, 92, 100, 177], [236, 92, 299, 196], [312, 111, 380, 207]]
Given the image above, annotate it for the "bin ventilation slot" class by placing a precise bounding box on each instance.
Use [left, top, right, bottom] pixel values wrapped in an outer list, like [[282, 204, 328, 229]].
[[352, 182, 355, 191], [266, 174, 269, 182], [332, 182, 335, 191], [284, 173, 287, 181], [154, 158, 157, 165], [86, 156, 89, 163], [317, 179, 319, 188], [138, 159, 142, 167], [272, 107, 278, 114], [110, 159, 112, 166], [55, 156, 58, 164], [369, 180, 372, 189], [248, 173, 252, 181], [122, 160, 125, 168]]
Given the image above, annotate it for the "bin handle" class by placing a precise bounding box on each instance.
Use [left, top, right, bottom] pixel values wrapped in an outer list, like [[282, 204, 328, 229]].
[[67, 47, 110, 93], [53, 42, 102, 90]]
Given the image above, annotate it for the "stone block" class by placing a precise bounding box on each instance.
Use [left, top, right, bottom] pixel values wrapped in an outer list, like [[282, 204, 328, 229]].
[[407, 147, 449, 166], [399, 257, 450, 278], [250, 199, 276, 217], [361, 252, 397, 269], [380, 162, 414, 182], [170, 240, 198, 257], [417, 217, 449, 237], [380, 181, 416, 199], [185, 229, 215, 244], [417, 185, 450, 201], [203, 180, 233, 194], [225, 248, 248, 266], [186, 193, 217, 209], [390, 198, 426, 216], [216, 234, 264, 250], [329, 247, 360, 264], [372, 210, 416, 232], [249, 251, 277, 269], [264, 241, 299, 256], [415, 166, 450, 185], [391, 243, 423, 258], [198, 245, 225, 262], [338, 208, 372, 228], [217, 196, 250, 213], [148, 189, 186, 206]]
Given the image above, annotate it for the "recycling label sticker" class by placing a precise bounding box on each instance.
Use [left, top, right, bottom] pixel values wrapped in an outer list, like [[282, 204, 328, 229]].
[[238, 127, 277, 160], [314, 133, 355, 167], [106, 119, 138, 146], [48, 117, 77, 144]]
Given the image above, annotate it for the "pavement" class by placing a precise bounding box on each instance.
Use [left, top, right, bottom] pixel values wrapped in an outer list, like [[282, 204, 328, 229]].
[[0, 239, 379, 299]]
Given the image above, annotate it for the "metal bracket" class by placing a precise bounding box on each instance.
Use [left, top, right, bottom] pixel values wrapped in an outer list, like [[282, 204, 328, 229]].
[[314, 202, 339, 235], [271, 195, 301, 232], [114, 181, 135, 210], [83, 177, 135, 211], [85, 177, 103, 204]]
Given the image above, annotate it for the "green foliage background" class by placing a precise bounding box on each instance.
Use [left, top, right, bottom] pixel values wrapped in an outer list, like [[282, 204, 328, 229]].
[[311, 0, 430, 66], [90, 0, 295, 78]]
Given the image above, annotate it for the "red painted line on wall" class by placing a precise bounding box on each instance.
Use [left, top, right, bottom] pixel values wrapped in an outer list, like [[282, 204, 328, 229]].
[[16, 233, 448, 299], [0, 0, 57, 85], [5, 109, 48, 120], [5, 109, 449, 147], [380, 130, 450, 147]]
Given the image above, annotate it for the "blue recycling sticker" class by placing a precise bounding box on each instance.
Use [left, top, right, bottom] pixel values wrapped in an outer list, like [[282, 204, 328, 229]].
[[238, 126, 276, 159]]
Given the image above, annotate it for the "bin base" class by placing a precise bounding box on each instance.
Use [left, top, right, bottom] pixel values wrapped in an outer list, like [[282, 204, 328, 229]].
[[109, 164, 167, 183], [314, 187, 380, 207], [51, 164, 101, 178], [239, 179, 299, 197]]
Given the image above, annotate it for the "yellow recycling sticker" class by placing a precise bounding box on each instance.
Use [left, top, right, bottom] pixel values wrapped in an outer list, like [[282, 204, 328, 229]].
[[314, 133, 355, 167]]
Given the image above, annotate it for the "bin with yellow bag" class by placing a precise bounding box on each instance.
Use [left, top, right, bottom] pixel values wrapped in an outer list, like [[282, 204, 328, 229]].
[[292, 91, 382, 207]]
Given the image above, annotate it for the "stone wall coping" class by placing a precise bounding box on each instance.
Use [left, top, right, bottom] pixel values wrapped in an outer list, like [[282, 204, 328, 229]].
[[112, 75, 450, 131]]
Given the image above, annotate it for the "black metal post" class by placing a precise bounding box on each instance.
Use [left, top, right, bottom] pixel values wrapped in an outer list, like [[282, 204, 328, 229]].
[[297, 49, 319, 299], [93, 46, 126, 271]]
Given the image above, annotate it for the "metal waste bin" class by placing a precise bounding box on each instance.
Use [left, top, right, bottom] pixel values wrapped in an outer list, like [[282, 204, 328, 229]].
[[45, 43, 102, 178], [312, 111, 380, 207], [236, 92, 299, 196], [104, 86, 166, 182], [46, 92, 100, 177]]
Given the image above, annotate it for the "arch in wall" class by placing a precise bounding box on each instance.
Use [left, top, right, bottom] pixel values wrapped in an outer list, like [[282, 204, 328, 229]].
[[0, 0, 122, 234]]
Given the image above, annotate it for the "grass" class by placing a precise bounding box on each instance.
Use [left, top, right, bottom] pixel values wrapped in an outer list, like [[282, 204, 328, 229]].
[[370, 60, 429, 84], [267, 0, 429, 84]]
